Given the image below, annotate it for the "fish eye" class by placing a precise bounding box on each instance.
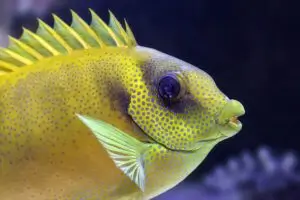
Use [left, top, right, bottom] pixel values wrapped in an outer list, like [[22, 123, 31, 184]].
[[158, 74, 181, 102]]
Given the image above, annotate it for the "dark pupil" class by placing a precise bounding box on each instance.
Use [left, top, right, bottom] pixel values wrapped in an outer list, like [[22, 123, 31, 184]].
[[158, 76, 180, 100]]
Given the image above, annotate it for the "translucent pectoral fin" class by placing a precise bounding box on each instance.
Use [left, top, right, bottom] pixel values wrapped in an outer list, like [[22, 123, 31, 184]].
[[76, 114, 151, 191]]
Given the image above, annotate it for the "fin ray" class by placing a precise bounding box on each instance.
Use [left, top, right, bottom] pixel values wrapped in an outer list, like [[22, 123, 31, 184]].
[[53, 14, 89, 49], [109, 11, 130, 45], [36, 19, 73, 54], [1, 48, 33, 65], [8, 36, 44, 60], [125, 20, 137, 46], [0, 9, 137, 72], [0, 61, 19, 72], [90, 9, 124, 46], [76, 114, 148, 191], [70, 10, 105, 47]]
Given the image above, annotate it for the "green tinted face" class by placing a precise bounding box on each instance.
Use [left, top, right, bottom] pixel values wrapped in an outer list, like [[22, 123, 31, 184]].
[[128, 47, 244, 151]]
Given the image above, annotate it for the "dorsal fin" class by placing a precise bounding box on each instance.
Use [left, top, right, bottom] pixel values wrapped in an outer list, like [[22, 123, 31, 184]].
[[0, 9, 137, 74]]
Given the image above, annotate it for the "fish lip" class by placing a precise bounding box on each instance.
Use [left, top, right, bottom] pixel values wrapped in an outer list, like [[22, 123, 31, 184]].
[[216, 99, 245, 136], [227, 117, 242, 131]]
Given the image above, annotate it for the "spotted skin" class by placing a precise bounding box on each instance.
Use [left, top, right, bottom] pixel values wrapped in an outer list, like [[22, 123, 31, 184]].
[[129, 48, 228, 151], [0, 46, 241, 200], [0, 47, 146, 199]]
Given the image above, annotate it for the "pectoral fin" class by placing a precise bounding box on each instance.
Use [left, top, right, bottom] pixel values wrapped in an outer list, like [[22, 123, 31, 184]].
[[76, 114, 150, 191]]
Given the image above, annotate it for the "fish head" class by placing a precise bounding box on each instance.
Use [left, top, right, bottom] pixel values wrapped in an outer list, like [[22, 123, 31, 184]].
[[127, 47, 245, 151]]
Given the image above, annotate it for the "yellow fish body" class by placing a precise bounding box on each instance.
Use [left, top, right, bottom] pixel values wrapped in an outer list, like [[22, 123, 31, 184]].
[[0, 10, 245, 200]]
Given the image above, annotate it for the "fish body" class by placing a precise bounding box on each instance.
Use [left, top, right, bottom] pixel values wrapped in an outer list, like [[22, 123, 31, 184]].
[[0, 10, 245, 200]]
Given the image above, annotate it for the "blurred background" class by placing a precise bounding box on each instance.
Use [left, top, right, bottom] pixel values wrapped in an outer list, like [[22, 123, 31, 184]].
[[1, 0, 299, 199]]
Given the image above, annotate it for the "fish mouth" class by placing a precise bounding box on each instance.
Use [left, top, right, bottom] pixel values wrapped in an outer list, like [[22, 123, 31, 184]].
[[228, 116, 242, 130], [217, 99, 245, 137]]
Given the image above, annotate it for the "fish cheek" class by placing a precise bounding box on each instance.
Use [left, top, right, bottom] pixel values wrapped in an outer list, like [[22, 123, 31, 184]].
[[105, 81, 150, 140], [105, 81, 131, 119], [157, 94, 200, 115]]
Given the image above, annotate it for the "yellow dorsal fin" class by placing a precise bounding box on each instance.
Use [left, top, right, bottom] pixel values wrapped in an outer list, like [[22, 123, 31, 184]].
[[8, 36, 44, 60], [125, 20, 137, 46], [108, 11, 131, 45], [36, 19, 73, 54], [70, 10, 105, 48], [53, 14, 90, 49], [0, 48, 33, 65], [0, 9, 137, 75], [22, 28, 61, 56], [89, 9, 124, 46], [0, 60, 19, 72]]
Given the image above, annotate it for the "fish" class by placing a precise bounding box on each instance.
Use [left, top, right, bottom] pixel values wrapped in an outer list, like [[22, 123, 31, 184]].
[[0, 9, 245, 200]]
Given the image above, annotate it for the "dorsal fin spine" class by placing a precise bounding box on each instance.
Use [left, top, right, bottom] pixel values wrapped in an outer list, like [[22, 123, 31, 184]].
[[89, 9, 124, 46], [108, 11, 130, 45], [0, 48, 33, 65], [125, 20, 137, 46], [37, 19, 73, 53], [23, 28, 60, 56], [0, 9, 137, 74], [53, 14, 90, 49], [0, 61, 18, 72], [8, 36, 44, 60], [70, 10, 105, 47]]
